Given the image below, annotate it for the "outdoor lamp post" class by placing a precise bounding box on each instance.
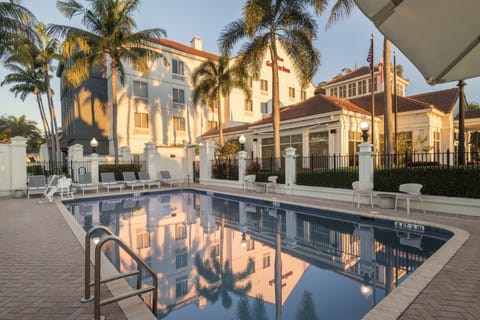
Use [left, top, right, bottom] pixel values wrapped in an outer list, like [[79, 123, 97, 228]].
[[239, 134, 246, 151], [90, 137, 98, 154], [359, 119, 370, 143], [241, 232, 247, 249]]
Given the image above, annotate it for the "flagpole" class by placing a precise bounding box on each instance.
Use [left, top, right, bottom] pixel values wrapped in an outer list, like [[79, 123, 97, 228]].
[[393, 50, 398, 155], [370, 34, 375, 145]]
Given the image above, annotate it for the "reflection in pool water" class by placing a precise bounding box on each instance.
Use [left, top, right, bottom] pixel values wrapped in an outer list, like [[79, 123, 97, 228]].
[[65, 191, 451, 320]]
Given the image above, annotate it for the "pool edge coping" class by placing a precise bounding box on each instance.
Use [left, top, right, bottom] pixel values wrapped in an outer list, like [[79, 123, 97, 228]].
[[57, 187, 469, 320]]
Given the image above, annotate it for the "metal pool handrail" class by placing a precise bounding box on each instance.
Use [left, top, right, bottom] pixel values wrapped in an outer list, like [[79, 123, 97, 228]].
[[81, 226, 158, 320]]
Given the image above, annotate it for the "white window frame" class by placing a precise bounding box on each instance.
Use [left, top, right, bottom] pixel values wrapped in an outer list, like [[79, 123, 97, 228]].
[[133, 80, 148, 99], [173, 88, 185, 104], [134, 112, 149, 129], [172, 59, 184, 76], [173, 116, 186, 132]]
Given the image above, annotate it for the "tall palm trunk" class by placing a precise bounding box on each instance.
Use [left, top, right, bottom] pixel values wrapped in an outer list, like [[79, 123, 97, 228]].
[[383, 39, 394, 168], [111, 59, 119, 166], [270, 40, 281, 171], [35, 92, 53, 161], [45, 73, 61, 163], [217, 91, 224, 145], [274, 213, 282, 319]]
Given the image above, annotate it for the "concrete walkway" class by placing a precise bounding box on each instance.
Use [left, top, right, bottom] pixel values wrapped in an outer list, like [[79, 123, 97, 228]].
[[0, 198, 126, 320], [1, 186, 479, 319]]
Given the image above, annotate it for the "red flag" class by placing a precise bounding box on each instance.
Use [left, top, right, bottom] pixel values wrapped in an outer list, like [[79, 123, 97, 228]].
[[378, 52, 384, 84]]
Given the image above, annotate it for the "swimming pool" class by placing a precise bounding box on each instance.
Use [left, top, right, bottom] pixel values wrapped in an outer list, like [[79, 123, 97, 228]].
[[65, 190, 451, 319]]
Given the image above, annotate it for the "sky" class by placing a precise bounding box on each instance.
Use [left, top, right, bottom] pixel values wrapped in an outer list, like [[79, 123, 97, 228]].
[[2, 0, 480, 128]]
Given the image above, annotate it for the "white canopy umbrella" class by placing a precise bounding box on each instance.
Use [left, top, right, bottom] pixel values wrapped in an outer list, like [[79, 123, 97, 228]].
[[354, 0, 480, 84]]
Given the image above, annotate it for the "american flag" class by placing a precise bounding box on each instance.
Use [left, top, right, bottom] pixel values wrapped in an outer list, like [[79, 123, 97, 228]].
[[366, 42, 373, 70]]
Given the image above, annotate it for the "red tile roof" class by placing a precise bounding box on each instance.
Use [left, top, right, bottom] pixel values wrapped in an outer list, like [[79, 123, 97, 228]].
[[409, 88, 459, 113], [323, 66, 380, 86], [150, 38, 219, 61], [455, 108, 480, 120], [250, 94, 370, 126], [349, 93, 432, 116], [202, 123, 250, 138]]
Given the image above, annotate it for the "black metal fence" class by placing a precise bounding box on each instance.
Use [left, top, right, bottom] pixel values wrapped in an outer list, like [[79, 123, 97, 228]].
[[27, 160, 71, 177], [211, 158, 238, 181], [295, 155, 359, 188], [375, 150, 480, 169]]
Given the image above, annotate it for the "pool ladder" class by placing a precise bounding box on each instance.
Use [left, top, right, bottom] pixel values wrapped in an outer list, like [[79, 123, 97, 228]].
[[81, 226, 158, 320]]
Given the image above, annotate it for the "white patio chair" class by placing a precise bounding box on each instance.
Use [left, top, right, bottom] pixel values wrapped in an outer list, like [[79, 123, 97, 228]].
[[243, 175, 256, 191], [46, 176, 74, 202], [77, 173, 98, 195], [138, 171, 161, 189], [122, 172, 145, 190], [27, 175, 47, 200], [395, 183, 425, 214], [352, 181, 374, 208], [159, 171, 185, 187], [265, 176, 278, 194], [100, 172, 124, 192]]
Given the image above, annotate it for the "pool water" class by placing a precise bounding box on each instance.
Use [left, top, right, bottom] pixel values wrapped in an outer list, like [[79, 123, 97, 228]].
[[65, 190, 451, 320]]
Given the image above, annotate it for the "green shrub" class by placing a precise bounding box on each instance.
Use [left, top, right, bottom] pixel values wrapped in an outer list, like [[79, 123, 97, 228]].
[[374, 166, 480, 198], [296, 170, 357, 188], [99, 163, 143, 181]]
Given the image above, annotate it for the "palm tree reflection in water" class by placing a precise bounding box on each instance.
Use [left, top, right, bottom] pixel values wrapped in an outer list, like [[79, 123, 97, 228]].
[[194, 251, 255, 309]]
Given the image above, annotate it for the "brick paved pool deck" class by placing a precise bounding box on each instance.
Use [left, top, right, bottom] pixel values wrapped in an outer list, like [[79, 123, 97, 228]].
[[0, 185, 478, 319]]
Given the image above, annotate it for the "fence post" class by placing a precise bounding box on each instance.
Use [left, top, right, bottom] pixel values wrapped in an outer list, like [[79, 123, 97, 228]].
[[143, 142, 158, 179], [199, 141, 214, 182], [90, 153, 99, 184], [358, 142, 374, 186], [69, 144, 84, 182], [285, 147, 296, 189], [238, 150, 247, 184], [10, 136, 27, 194]]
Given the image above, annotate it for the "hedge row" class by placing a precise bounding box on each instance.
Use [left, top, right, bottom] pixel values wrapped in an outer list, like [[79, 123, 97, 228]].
[[295, 166, 480, 198], [374, 167, 480, 198], [99, 163, 143, 181]]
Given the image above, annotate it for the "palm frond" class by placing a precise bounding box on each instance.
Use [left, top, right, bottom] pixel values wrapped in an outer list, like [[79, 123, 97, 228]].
[[326, 0, 357, 30]]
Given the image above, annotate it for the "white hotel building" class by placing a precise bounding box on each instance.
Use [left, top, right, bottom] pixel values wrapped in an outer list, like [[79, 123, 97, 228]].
[[59, 36, 316, 155]]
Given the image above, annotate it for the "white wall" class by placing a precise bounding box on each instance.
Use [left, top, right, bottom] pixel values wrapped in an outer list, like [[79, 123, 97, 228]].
[[0, 137, 27, 197]]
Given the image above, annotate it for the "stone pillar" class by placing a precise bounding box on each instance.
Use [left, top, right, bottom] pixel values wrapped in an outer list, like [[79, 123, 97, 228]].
[[120, 146, 132, 162], [358, 142, 374, 185], [284, 147, 296, 188], [39, 143, 49, 162], [199, 141, 215, 182], [69, 144, 84, 182], [144, 142, 158, 179], [238, 150, 247, 183], [10, 137, 27, 192], [90, 153, 99, 184], [183, 145, 195, 184]]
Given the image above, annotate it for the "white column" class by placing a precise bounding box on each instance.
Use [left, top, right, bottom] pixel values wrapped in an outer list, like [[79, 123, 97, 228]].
[[70, 144, 84, 182], [39, 143, 49, 162], [285, 147, 296, 188], [120, 146, 131, 162], [358, 142, 374, 185], [238, 150, 247, 183], [183, 145, 195, 183], [90, 153, 99, 184], [144, 142, 157, 179], [199, 141, 215, 182], [10, 136, 27, 192]]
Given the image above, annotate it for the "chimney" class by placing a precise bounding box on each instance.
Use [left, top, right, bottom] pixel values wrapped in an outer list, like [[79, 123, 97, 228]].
[[191, 36, 202, 50]]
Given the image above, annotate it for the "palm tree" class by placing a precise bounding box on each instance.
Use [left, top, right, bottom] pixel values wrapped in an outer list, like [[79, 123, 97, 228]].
[[219, 0, 323, 169], [1, 24, 61, 161], [48, 0, 166, 165], [191, 55, 250, 146], [0, 0, 36, 52], [327, 0, 394, 159]]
